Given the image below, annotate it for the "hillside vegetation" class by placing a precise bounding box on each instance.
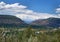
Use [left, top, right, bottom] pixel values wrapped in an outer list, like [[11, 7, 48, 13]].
[[0, 27, 60, 42]]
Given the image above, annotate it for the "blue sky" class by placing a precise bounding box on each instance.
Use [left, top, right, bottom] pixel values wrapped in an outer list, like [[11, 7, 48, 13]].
[[0, 0, 60, 23], [0, 0, 60, 14]]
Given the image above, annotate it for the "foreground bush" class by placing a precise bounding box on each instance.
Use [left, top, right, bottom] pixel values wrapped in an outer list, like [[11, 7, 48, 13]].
[[0, 28, 60, 42]]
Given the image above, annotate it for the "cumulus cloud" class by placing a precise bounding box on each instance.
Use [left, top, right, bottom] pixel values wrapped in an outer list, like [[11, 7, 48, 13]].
[[0, 2, 60, 22], [56, 5, 60, 13], [56, 8, 60, 13], [0, 2, 27, 14]]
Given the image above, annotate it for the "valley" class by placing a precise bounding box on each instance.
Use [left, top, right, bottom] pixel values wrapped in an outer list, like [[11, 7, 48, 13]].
[[0, 15, 60, 42]]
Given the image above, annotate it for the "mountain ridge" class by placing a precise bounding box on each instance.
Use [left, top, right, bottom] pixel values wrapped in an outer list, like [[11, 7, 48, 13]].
[[0, 15, 27, 28], [31, 17, 60, 28]]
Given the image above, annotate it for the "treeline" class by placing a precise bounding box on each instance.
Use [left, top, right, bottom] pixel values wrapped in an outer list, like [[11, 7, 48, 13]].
[[0, 27, 60, 42]]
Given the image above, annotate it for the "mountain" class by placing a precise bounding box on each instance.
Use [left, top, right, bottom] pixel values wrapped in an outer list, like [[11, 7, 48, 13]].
[[0, 15, 27, 28], [0, 15, 60, 28], [31, 17, 60, 28]]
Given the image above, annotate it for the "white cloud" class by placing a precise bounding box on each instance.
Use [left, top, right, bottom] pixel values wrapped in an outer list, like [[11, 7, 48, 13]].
[[16, 13, 60, 22], [0, 1, 27, 15], [0, 2, 60, 22], [56, 8, 60, 13], [56, 5, 60, 13], [0, 2, 27, 9]]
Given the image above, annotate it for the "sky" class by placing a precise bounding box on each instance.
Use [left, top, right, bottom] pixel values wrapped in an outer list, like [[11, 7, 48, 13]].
[[0, 0, 60, 23]]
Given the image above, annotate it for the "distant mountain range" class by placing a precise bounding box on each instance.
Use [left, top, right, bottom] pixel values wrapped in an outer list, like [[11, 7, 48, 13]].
[[0, 15, 60, 28], [0, 15, 27, 28], [31, 17, 60, 28]]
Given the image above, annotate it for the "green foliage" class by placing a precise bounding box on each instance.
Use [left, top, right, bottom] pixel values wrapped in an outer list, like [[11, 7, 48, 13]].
[[0, 27, 60, 42]]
